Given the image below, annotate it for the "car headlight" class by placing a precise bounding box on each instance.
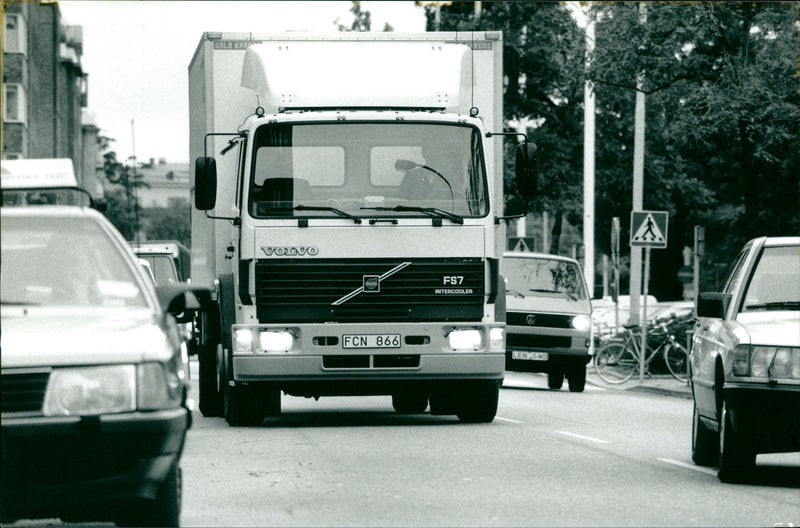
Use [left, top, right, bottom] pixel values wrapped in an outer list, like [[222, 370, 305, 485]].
[[447, 329, 483, 351], [572, 315, 592, 332], [733, 345, 800, 379], [43, 363, 183, 416]]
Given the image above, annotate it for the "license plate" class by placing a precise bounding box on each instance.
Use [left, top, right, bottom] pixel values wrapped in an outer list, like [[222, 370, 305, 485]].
[[512, 351, 549, 361], [342, 334, 401, 349]]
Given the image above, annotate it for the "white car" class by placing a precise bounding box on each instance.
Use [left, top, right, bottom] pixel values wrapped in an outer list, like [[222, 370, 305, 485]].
[[1, 204, 206, 526], [690, 236, 800, 482], [503, 252, 593, 392]]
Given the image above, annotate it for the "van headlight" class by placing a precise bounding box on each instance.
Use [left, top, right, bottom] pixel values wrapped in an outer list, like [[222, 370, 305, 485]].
[[43, 363, 182, 416], [572, 315, 592, 332]]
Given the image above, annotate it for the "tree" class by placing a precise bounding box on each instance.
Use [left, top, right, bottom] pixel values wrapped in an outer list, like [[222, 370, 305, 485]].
[[96, 135, 148, 241], [336, 1, 394, 32]]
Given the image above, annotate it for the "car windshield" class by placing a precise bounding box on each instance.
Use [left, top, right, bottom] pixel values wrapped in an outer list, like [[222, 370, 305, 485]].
[[1, 215, 147, 308], [248, 122, 488, 220], [741, 245, 800, 311], [504, 257, 588, 301]]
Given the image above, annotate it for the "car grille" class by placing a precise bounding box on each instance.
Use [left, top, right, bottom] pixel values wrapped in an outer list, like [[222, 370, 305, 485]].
[[507, 334, 572, 349], [255, 258, 484, 323], [507, 312, 575, 329], [1, 371, 50, 413]]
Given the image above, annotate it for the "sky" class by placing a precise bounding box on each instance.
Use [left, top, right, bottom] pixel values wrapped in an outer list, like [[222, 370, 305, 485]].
[[58, 1, 427, 164]]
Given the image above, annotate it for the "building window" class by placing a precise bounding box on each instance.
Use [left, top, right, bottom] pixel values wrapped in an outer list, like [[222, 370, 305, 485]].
[[3, 84, 26, 123], [3, 14, 27, 55]]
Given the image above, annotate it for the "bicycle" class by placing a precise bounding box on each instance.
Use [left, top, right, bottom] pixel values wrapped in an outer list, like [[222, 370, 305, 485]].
[[594, 317, 689, 384]]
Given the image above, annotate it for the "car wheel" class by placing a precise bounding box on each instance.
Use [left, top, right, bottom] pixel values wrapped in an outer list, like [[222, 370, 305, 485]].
[[392, 390, 429, 414], [718, 399, 755, 483], [567, 365, 586, 392], [456, 381, 499, 423], [548, 370, 564, 390], [691, 399, 718, 466]]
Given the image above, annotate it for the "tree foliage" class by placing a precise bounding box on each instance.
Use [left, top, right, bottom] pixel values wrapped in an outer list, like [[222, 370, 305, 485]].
[[432, 1, 799, 299]]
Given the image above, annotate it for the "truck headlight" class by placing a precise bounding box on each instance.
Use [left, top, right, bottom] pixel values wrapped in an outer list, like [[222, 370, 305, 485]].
[[259, 330, 295, 353], [448, 329, 482, 351], [571, 315, 592, 332], [43, 365, 136, 416]]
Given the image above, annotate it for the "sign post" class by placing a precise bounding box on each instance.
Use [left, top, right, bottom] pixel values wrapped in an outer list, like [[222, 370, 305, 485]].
[[630, 210, 669, 383]]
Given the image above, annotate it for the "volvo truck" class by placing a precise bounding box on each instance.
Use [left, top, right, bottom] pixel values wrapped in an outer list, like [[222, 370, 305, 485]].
[[189, 32, 536, 426]]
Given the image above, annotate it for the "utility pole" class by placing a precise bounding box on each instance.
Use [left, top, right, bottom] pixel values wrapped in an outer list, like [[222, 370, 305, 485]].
[[583, 9, 596, 296], [629, 2, 647, 326]]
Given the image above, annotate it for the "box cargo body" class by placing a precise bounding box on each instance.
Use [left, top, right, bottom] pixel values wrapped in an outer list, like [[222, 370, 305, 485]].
[[189, 32, 514, 425]]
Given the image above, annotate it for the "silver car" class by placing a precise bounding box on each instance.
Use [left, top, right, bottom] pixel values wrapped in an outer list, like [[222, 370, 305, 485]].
[[1, 205, 206, 526], [690, 236, 800, 482]]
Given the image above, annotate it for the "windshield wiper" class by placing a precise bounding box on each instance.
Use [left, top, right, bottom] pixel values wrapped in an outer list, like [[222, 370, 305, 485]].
[[744, 301, 800, 311], [290, 205, 362, 224], [361, 206, 464, 225]]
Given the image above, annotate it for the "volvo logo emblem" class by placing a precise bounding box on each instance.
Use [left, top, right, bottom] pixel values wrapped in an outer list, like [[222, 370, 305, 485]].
[[526, 314, 536, 326], [363, 275, 380, 292], [261, 246, 319, 257]]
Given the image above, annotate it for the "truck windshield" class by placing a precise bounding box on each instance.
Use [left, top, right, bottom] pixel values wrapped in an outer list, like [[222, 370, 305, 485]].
[[504, 257, 588, 302], [248, 122, 488, 219]]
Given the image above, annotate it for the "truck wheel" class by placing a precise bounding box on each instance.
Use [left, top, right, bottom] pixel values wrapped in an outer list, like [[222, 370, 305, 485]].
[[717, 400, 755, 483], [567, 365, 586, 393], [224, 384, 265, 427], [198, 342, 223, 417], [392, 391, 429, 414], [548, 370, 564, 390], [691, 400, 718, 466], [456, 381, 499, 423], [260, 383, 282, 418]]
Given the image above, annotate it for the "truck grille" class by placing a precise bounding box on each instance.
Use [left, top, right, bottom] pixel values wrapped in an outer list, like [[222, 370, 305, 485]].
[[255, 258, 484, 323], [1, 372, 50, 414]]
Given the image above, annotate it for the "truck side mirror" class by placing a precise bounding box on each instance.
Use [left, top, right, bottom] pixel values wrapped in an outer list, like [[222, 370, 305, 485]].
[[195, 157, 217, 210], [515, 143, 538, 198]]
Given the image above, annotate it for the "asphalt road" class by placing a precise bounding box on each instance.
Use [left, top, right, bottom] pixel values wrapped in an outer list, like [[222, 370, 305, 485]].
[[180, 363, 800, 527]]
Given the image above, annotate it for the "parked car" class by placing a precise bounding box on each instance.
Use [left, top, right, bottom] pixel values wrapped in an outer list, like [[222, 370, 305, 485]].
[[0, 202, 207, 526], [690, 236, 800, 482], [503, 252, 593, 392]]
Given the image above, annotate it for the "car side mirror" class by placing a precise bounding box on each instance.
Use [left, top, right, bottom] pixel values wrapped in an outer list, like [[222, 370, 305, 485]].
[[156, 284, 212, 323], [515, 143, 538, 198], [195, 157, 217, 210], [697, 292, 730, 319]]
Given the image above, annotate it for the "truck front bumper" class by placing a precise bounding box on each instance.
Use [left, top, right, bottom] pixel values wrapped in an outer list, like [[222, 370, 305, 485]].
[[230, 321, 505, 381]]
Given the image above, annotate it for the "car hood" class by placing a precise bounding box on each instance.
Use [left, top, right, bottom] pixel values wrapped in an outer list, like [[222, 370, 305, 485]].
[[735, 311, 800, 347], [1, 307, 173, 368], [506, 294, 591, 315]]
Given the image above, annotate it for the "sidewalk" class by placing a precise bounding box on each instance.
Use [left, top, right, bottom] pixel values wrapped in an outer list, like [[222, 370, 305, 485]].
[[586, 370, 692, 399]]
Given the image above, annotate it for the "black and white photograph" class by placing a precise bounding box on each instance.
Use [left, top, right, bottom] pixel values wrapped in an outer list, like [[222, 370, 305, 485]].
[[2, 1, 798, 526]]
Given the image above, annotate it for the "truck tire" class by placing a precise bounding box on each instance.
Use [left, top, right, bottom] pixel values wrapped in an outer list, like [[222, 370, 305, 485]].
[[567, 364, 586, 392], [224, 383, 265, 427], [198, 342, 222, 417], [260, 383, 282, 418], [717, 399, 755, 483], [548, 370, 564, 390], [392, 391, 429, 414], [456, 380, 499, 423]]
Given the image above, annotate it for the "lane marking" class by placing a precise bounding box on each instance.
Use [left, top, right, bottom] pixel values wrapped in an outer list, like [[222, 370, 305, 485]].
[[556, 430, 610, 444], [495, 416, 523, 424], [658, 458, 718, 476]]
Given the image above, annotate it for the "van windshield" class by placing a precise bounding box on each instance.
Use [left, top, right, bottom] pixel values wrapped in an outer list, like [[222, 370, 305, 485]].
[[504, 257, 588, 301], [248, 122, 488, 220]]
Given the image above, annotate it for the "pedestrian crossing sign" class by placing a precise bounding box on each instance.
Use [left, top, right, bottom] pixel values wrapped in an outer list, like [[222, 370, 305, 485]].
[[630, 211, 668, 248]]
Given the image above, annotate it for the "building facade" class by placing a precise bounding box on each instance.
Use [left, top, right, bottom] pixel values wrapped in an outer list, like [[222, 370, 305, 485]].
[[2, 1, 99, 196]]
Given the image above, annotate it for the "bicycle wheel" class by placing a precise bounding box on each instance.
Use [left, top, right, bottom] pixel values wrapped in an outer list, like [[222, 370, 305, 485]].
[[595, 341, 637, 384], [664, 343, 688, 382]]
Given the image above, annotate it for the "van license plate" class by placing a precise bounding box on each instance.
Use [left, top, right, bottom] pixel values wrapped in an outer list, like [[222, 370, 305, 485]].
[[512, 351, 548, 361], [343, 334, 401, 349]]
